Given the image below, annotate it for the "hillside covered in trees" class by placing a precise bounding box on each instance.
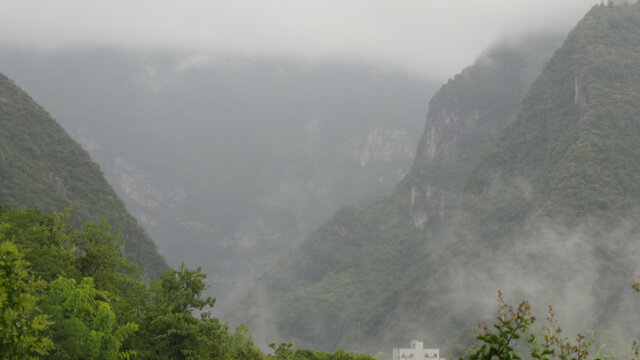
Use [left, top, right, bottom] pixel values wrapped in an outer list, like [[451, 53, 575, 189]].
[[0, 70, 383, 358], [229, 32, 562, 353], [231, 2, 640, 356], [6, 2, 640, 359], [0, 73, 167, 277], [0, 205, 384, 359], [0, 52, 437, 313]]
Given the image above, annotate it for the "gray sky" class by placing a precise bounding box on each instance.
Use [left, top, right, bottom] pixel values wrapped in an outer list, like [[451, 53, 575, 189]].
[[1, 0, 598, 80]]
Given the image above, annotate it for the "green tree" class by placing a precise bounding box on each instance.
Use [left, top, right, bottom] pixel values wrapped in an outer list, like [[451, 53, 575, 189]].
[[269, 342, 295, 359], [0, 206, 78, 282], [0, 205, 378, 360], [70, 219, 147, 325], [265, 342, 376, 360], [0, 206, 148, 327], [135, 264, 215, 359], [0, 241, 53, 359], [149, 265, 208, 359], [135, 263, 263, 359], [461, 291, 602, 360], [41, 276, 137, 360], [72, 219, 139, 286]]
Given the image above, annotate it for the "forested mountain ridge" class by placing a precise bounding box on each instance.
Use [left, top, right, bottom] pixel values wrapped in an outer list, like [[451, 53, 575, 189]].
[[408, 35, 561, 229], [380, 3, 640, 353], [229, 34, 562, 352], [5, 2, 640, 359], [0, 204, 384, 359], [445, 0, 640, 339], [0, 52, 437, 313], [461, 1, 640, 232], [0, 72, 167, 277], [235, 2, 640, 355]]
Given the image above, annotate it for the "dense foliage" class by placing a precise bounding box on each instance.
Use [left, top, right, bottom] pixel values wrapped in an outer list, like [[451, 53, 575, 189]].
[[0, 241, 53, 359], [0, 73, 167, 278], [462, 2, 640, 234], [0, 206, 376, 359]]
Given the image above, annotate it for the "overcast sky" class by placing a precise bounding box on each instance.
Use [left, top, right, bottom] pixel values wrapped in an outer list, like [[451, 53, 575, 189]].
[[1, 0, 599, 80]]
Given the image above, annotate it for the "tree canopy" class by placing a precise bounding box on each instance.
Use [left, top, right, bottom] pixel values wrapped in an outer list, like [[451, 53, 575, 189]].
[[0, 206, 377, 359]]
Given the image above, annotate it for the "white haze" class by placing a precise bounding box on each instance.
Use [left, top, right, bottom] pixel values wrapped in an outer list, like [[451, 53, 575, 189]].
[[0, 0, 599, 80], [382, 172, 640, 358]]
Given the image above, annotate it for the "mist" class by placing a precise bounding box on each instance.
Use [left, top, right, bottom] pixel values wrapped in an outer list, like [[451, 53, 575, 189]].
[[0, 47, 438, 314], [414, 205, 640, 359], [3, 0, 636, 358], [1, 0, 599, 80]]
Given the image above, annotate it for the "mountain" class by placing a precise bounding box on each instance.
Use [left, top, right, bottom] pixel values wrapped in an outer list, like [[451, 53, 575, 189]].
[[229, 33, 563, 352], [0, 50, 438, 313], [376, 3, 640, 354], [446, 0, 640, 341], [234, 3, 640, 355], [0, 72, 167, 277]]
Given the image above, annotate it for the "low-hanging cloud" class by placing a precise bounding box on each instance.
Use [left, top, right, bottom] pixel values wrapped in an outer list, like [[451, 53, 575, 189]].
[[1, 0, 599, 80]]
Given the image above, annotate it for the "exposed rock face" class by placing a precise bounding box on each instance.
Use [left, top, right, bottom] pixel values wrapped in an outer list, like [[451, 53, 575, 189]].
[[409, 105, 484, 228], [0, 50, 439, 313], [234, 5, 640, 354], [399, 5, 640, 355], [414, 109, 480, 167], [410, 183, 444, 228], [113, 156, 187, 209], [114, 157, 162, 208], [349, 128, 415, 168], [229, 34, 563, 354], [408, 36, 560, 227]]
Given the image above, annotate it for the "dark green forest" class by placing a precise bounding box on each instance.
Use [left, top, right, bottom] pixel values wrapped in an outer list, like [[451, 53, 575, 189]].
[[0, 205, 380, 359], [0, 73, 167, 278]]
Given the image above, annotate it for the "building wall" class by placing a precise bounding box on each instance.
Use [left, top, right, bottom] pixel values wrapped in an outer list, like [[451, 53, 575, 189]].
[[392, 340, 444, 360]]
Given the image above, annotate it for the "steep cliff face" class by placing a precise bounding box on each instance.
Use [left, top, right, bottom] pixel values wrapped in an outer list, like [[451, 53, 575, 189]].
[[391, 3, 640, 354], [235, 4, 640, 353], [461, 2, 640, 240], [349, 128, 415, 168], [0, 73, 168, 277], [409, 37, 560, 228], [228, 35, 561, 352]]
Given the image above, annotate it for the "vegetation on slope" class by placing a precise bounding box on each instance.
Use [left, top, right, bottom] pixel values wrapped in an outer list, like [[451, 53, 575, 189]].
[[462, 2, 640, 238], [0, 205, 377, 360], [367, 3, 640, 356], [445, 1, 640, 347], [230, 35, 561, 353], [409, 34, 560, 228], [0, 73, 167, 277], [3, 205, 637, 359], [0, 52, 439, 313], [235, 3, 640, 355]]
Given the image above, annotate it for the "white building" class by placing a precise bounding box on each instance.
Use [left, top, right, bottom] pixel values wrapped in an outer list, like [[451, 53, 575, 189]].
[[392, 340, 444, 360]]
